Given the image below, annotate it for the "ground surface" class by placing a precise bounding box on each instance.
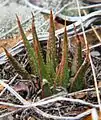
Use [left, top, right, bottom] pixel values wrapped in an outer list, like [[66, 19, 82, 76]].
[[1, 0, 101, 120]]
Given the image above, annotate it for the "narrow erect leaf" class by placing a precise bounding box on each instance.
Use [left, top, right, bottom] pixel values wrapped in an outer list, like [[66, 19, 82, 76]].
[[31, 13, 46, 80], [46, 10, 57, 84], [16, 15, 38, 75], [31, 12, 38, 44], [69, 25, 88, 92], [70, 59, 89, 92], [46, 10, 57, 68], [71, 24, 83, 75], [55, 25, 69, 88], [75, 25, 83, 67], [3, 48, 31, 80]]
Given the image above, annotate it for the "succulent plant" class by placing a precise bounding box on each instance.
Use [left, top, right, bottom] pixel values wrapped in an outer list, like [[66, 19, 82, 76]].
[[4, 10, 89, 98], [55, 25, 69, 88]]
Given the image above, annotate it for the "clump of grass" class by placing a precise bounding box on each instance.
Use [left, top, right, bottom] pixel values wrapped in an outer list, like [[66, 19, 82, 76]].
[[4, 10, 89, 98]]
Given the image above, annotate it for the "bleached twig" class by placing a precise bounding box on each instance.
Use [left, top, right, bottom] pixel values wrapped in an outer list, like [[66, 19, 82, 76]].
[[68, 86, 101, 96], [0, 101, 25, 108], [24, 0, 50, 14], [0, 93, 99, 119], [0, 104, 93, 120], [82, 42, 101, 52], [24, 0, 74, 15], [32, 96, 99, 108], [75, 0, 89, 54], [91, 25, 101, 42], [0, 95, 99, 109], [83, 10, 101, 43], [83, 9, 101, 111], [68, 3, 101, 11], [25, 106, 92, 120], [0, 109, 19, 118], [0, 74, 18, 97], [89, 53, 101, 111], [91, 108, 98, 120], [0, 80, 30, 105], [54, 0, 74, 15], [76, 0, 101, 112]]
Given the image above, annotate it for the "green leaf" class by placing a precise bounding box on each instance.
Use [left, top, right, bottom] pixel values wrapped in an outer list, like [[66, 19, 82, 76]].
[[69, 25, 88, 92], [55, 26, 69, 88], [46, 10, 58, 84], [3, 48, 31, 80], [31, 12, 38, 44], [16, 15, 38, 75], [71, 25, 83, 75], [70, 59, 89, 92], [31, 13, 46, 80]]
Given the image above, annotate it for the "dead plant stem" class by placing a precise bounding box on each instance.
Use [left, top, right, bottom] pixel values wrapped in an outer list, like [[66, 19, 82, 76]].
[[76, 0, 101, 112]]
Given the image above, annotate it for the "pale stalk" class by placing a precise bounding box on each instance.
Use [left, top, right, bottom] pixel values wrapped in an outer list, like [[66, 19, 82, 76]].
[[76, 0, 101, 112]]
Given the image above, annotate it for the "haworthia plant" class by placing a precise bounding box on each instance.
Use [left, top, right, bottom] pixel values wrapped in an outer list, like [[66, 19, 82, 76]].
[[4, 10, 89, 98]]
